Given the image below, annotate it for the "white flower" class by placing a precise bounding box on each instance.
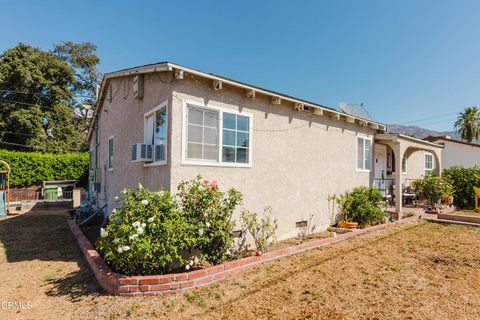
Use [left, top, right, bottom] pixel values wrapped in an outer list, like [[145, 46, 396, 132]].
[[122, 246, 130, 252], [147, 217, 154, 223], [205, 222, 210, 228], [111, 209, 117, 214], [189, 259, 194, 266], [141, 222, 146, 228], [121, 188, 128, 195], [185, 264, 190, 271], [137, 183, 143, 189], [132, 221, 141, 228], [226, 249, 231, 255], [117, 247, 123, 253], [113, 238, 121, 244], [129, 234, 138, 241], [100, 228, 108, 238], [137, 227, 144, 235], [156, 191, 165, 196], [114, 196, 119, 201], [141, 199, 149, 206], [198, 229, 204, 236], [193, 256, 200, 264]]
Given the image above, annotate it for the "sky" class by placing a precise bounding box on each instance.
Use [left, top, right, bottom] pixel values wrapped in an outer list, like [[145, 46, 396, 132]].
[[1, 0, 480, 131]]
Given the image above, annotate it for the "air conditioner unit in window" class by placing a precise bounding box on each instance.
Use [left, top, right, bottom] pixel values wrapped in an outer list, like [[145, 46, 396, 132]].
[[132, 143, 153, 162]]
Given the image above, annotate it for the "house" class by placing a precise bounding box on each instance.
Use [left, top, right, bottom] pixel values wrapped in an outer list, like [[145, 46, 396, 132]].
[[424, 135, 480, 168], [87, 62, 442, 240]]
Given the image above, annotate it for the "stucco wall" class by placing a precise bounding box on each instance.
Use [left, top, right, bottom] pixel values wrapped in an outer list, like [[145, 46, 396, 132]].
[[169, 76, 377, 240], [92, 74, 174, 212], [439, 140, 480, 168]]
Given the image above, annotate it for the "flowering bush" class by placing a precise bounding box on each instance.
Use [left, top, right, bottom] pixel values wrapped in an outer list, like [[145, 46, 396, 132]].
[[176, 176, 243, 264], [337, 186, 386, 227], [96, 185, 195, 275], [240, 207, 278, 253]]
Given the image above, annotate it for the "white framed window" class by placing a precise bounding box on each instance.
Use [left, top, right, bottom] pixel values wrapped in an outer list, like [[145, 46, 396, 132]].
[[182, 100, 252, 167], [108, 136, 114, 170], [144, 101, 168, 165], [402, 156, 407, 174], [356, 136, 372, 171], [425, 152, 434, 174]]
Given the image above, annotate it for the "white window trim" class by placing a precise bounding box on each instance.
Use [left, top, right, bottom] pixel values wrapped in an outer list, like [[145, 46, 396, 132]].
[[424, 152, 434, 172], [107, 136, 114, 171], [402, 155, 407, 174], [356, 136, 372, 172], [181, 99, 253, 168], [144, 100, 168, 167]]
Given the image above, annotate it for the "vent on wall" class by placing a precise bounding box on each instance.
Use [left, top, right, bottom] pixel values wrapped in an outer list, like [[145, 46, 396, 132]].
[[133, 75, 144, 99], [233, 230, 243, 238], [295, 220, 308, 228]]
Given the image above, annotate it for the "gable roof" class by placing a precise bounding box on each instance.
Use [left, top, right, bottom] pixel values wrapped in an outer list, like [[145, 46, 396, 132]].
[[87, 62, 387, 141], [424, 135, 480, 149]]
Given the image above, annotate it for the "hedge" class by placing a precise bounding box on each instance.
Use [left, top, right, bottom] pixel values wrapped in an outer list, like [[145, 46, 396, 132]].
[[443, 166, 480, 210], [0, 149, 89, 188]]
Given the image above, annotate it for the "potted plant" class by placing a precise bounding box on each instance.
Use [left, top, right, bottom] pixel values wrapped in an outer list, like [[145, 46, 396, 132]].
[[336, 187, 386, 229]]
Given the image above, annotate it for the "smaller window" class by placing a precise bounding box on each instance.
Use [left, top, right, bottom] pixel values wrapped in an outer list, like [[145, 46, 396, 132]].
[[402, 156, 407, 174], [425, 153, 434, 174], [108, 137, 114, 170], [356, 137, 372, 171]]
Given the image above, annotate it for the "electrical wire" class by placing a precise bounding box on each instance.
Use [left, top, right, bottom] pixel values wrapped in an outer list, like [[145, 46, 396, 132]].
[[0, 98, 56, 111], [0, 130, 38, 137], [0, 89, 93, 98]]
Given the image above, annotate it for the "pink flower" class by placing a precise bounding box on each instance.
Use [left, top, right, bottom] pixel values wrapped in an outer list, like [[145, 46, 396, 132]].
[[203, 179, 209, 185], [211, 180, 218, 188]]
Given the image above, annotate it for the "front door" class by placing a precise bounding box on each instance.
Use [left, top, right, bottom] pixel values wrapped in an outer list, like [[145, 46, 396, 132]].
[[374, 146, 387, 197]]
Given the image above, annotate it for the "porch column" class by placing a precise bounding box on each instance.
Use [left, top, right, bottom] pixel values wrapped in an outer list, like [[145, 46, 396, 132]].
[[393, 143, 404, 218]]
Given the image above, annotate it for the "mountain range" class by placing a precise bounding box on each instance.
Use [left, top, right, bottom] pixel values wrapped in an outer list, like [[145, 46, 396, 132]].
[[387, 124, 460, 140]]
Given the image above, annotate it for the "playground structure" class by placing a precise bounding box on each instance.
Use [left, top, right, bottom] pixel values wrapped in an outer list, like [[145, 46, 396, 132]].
[[0, 160, 10, 216], [474, 186, 480, 213]]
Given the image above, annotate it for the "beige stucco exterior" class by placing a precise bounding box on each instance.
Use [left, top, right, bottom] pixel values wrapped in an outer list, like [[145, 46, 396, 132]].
[[428, 137, 480, 168], [89, 68, 381, 240]]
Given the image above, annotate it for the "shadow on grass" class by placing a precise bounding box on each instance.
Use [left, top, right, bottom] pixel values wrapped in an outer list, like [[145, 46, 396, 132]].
[[0, 209, 105, 300]]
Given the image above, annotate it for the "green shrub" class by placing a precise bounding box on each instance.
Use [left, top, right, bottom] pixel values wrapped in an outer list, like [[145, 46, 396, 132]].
[[0, 149, 88, 187], [443, 166, 480, 209], [176, 176, 243, 264], [96, 185, 195, 275], [337, 186, 386, 227], [412, 173, 453, 209], [240, 207, 278, 253]]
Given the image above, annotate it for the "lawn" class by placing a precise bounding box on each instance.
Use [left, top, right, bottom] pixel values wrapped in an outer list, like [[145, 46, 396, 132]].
[[444, 210, 480, 217], [1, 210, 480, 319]]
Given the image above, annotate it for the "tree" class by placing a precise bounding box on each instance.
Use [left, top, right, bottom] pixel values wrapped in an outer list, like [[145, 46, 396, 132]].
[[0, 42, 100, 153], [454, 106, 480, 143]]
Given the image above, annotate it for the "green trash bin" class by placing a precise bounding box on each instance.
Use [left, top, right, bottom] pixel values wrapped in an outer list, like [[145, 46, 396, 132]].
[[44, 187, 59, 200]]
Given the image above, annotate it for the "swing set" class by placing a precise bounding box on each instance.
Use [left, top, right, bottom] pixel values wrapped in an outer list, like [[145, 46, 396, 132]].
[[0, 160, 10, 217]]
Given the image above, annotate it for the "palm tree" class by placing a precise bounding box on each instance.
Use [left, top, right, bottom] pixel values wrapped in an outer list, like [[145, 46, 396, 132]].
[[454, 106, 480, 143]]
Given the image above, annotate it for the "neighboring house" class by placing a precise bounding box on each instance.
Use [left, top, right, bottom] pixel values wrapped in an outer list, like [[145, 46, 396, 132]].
[[87, 62, 442, 240], [424, 135, 480, 168]]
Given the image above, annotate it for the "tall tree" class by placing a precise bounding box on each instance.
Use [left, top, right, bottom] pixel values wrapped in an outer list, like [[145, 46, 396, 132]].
[[454, 106, 480, 143], [53, 41, 101, 122], [0, 43, 97, 153]]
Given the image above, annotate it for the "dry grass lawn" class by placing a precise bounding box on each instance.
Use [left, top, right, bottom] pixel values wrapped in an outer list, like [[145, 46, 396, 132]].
[[1, 209, 480, 320]]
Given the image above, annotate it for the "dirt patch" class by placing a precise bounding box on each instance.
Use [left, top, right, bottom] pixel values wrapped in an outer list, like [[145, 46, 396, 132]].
[[1, 210, 480, 319]]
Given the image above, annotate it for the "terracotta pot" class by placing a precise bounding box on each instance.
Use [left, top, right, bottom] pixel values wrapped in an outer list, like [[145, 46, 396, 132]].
[[338, 221, 358, 229], [442, 195, 454, 206], [255, 250, 263, 256]]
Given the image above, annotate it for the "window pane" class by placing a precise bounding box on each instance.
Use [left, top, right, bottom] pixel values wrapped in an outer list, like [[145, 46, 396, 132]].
[[402, 157, 407, 173], [188, 107, 203, 125], [357, 138, 364, 170], [204, 111, 217, 127], [222, 147, 235, 162], [187, 143, 202, 159], [237, 131, 249, 147], [188, 124, 203, 143], [236, 148, 248, 163], [223, 113, 236, 130], [144, 116, 154, 145], [155, 145, 165, 161], [204, 127, 218, 145], [237, 115, 249, 132], [155, 108, 167, 139], [364, 139, 371, 170], [108, 138, 113, 169], [203, 145, 218, 161], [223, 129, 235, 146]]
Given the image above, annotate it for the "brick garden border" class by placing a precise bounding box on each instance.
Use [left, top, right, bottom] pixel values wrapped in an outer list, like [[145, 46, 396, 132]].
[[437, 212, 480, 224], [66, 213, 419, 297]]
